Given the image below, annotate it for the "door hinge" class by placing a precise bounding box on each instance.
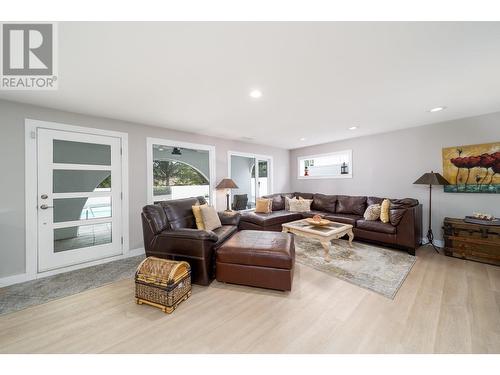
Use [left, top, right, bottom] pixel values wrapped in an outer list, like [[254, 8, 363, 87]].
[[120, 192, 123, 200], [30, 131, 37, 139], [121, 236, 124, 245], [120, 147, 122, 155]]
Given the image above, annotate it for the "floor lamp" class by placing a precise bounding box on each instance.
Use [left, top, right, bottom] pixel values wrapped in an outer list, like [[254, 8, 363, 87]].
[[413, 171, 450, 253]]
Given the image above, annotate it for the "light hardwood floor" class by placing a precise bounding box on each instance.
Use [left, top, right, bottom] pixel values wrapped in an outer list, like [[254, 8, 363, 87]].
[[1, 245, 499, 353]]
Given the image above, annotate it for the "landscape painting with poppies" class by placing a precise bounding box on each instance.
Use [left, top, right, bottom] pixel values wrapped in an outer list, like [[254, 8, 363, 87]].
[[442, 142, 500, 193]]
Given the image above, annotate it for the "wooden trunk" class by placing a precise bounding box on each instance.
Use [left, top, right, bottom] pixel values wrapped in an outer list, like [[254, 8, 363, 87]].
[[135, 257, 192, 314], [443, 217, 500, 266]]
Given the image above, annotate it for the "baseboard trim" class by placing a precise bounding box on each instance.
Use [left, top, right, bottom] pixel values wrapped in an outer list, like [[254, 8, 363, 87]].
[[0, 247, 145, 288]]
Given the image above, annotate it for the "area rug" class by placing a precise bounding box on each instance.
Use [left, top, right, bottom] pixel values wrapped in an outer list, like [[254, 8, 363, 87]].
[[294, 236, 416, 299], [0, 255, 145, 316]]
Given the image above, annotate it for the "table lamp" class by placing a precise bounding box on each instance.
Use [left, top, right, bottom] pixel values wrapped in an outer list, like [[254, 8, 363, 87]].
[[216, 178, 239, 211]]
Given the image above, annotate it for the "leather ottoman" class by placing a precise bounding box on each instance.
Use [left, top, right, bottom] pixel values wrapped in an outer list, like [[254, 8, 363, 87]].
[[216, 230, 295, 291]]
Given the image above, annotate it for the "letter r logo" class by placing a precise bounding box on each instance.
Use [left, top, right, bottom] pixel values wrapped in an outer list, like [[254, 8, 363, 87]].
[[2, 24, 53, 75]]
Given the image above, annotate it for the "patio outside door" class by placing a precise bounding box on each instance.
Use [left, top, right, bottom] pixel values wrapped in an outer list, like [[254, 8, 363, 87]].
[[37, 128, 123, 272]]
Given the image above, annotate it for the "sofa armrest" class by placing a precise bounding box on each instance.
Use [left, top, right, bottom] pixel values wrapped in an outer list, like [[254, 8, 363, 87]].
[[218, 212, 241, 226], [395, 204, 422, 251], [160, 228, 218, 242]]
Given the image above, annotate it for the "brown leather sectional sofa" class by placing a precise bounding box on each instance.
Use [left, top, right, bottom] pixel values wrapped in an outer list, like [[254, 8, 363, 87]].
[[239, 193, 422, 255], [141, 193, 422, 287]]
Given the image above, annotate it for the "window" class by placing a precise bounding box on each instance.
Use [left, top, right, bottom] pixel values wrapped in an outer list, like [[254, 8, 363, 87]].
[[298, 150, 352, 179], [228, 151, 273, 210], [147, 138, 215, 205]]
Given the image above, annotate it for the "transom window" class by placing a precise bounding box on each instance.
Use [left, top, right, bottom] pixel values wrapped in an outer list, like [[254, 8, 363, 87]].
[[298, 150, 352, 179]]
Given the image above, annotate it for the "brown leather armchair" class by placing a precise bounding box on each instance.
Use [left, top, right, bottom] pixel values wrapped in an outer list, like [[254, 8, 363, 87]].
[[141, 196, 240, 285]]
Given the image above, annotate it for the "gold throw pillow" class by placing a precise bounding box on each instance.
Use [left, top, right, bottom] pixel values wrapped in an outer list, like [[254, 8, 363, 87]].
[[255, 198, 272, 213], [192, 203, 207, 230], [380, 199, 390, 223]]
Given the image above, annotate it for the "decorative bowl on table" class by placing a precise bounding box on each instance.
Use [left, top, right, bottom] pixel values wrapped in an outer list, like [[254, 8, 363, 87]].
[[306, 215, 331, 226]]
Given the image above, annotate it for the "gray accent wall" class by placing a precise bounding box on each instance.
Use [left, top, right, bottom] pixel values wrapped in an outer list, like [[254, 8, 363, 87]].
[[290, 111, 500, 242], [0, 99, 290, 279]]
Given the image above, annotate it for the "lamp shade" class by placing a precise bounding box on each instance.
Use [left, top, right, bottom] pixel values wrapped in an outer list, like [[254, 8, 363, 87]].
[[413, 171, 450, 185], [216, 178, 239, 189]]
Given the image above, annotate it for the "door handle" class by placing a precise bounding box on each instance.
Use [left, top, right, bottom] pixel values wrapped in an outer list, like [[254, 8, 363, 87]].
[[40, 204, 54, 210]]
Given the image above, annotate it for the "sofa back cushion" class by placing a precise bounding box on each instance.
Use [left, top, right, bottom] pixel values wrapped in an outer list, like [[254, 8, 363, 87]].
[[142, 204, 168, 234], [312, 193, 337, 213], [367, 196, 384, 206], [389, 208, 407, 226], [294, 192, 314, 200], [389, 198, 419, 209], [336, 195, 367, 216], [158, 196, 206, 230]]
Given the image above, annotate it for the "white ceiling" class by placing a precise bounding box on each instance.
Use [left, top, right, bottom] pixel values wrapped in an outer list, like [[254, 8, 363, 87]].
[[2, 22, 500, 149]]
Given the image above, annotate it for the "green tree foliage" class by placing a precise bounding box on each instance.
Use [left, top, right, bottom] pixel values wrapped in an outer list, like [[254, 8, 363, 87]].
[[97, 174, 111, 188], [251, 162, 268, 178], [153, 160, 209, 187]]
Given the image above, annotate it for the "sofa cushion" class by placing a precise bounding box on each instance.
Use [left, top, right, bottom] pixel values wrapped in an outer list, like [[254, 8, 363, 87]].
[[213, 225, 238, 248], [294, 192, 314, 200], [142, 204, 168, 234], [367, 196, 384, 206], [311, 193, 337, 213], [356, 219, 397, 234], [158, 196, 204, 230], [240, 210, 302, 227], [389, 208, 407, 226], [323, 213, 362, 226], [390, 198, 419, 209], [217, 230, 294, 269], [336, 195, 367, 216]]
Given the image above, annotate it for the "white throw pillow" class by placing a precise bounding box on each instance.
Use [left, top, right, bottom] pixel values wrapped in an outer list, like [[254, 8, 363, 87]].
[[200, 205, 222, 231], [288, 197, 312, 212]]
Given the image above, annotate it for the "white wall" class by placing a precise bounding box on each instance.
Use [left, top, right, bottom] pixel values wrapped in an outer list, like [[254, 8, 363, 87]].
[[290, 111, 500, 241], [0, 99, 290, 279]]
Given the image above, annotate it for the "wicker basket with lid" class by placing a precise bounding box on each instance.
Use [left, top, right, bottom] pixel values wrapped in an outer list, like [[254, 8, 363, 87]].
[[135, 257, 191, 314]]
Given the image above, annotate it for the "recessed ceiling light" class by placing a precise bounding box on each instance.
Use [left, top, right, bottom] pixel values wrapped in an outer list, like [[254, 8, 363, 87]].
[[429, 106, 446, 112], [300, 137, 306, 141], [348, 126, 358, 130], [249, 89, 262, 99]]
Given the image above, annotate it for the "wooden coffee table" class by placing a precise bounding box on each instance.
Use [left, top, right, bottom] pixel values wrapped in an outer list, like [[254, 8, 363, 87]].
[[282, 219, 354, 261]]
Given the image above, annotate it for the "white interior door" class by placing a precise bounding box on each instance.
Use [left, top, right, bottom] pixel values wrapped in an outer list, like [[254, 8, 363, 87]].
[[37, 128, 123, 272]]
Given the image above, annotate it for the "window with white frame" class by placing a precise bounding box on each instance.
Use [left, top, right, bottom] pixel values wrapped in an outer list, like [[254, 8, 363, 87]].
[[147, 138, 215, 205], [297, 150, 352, 179]]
